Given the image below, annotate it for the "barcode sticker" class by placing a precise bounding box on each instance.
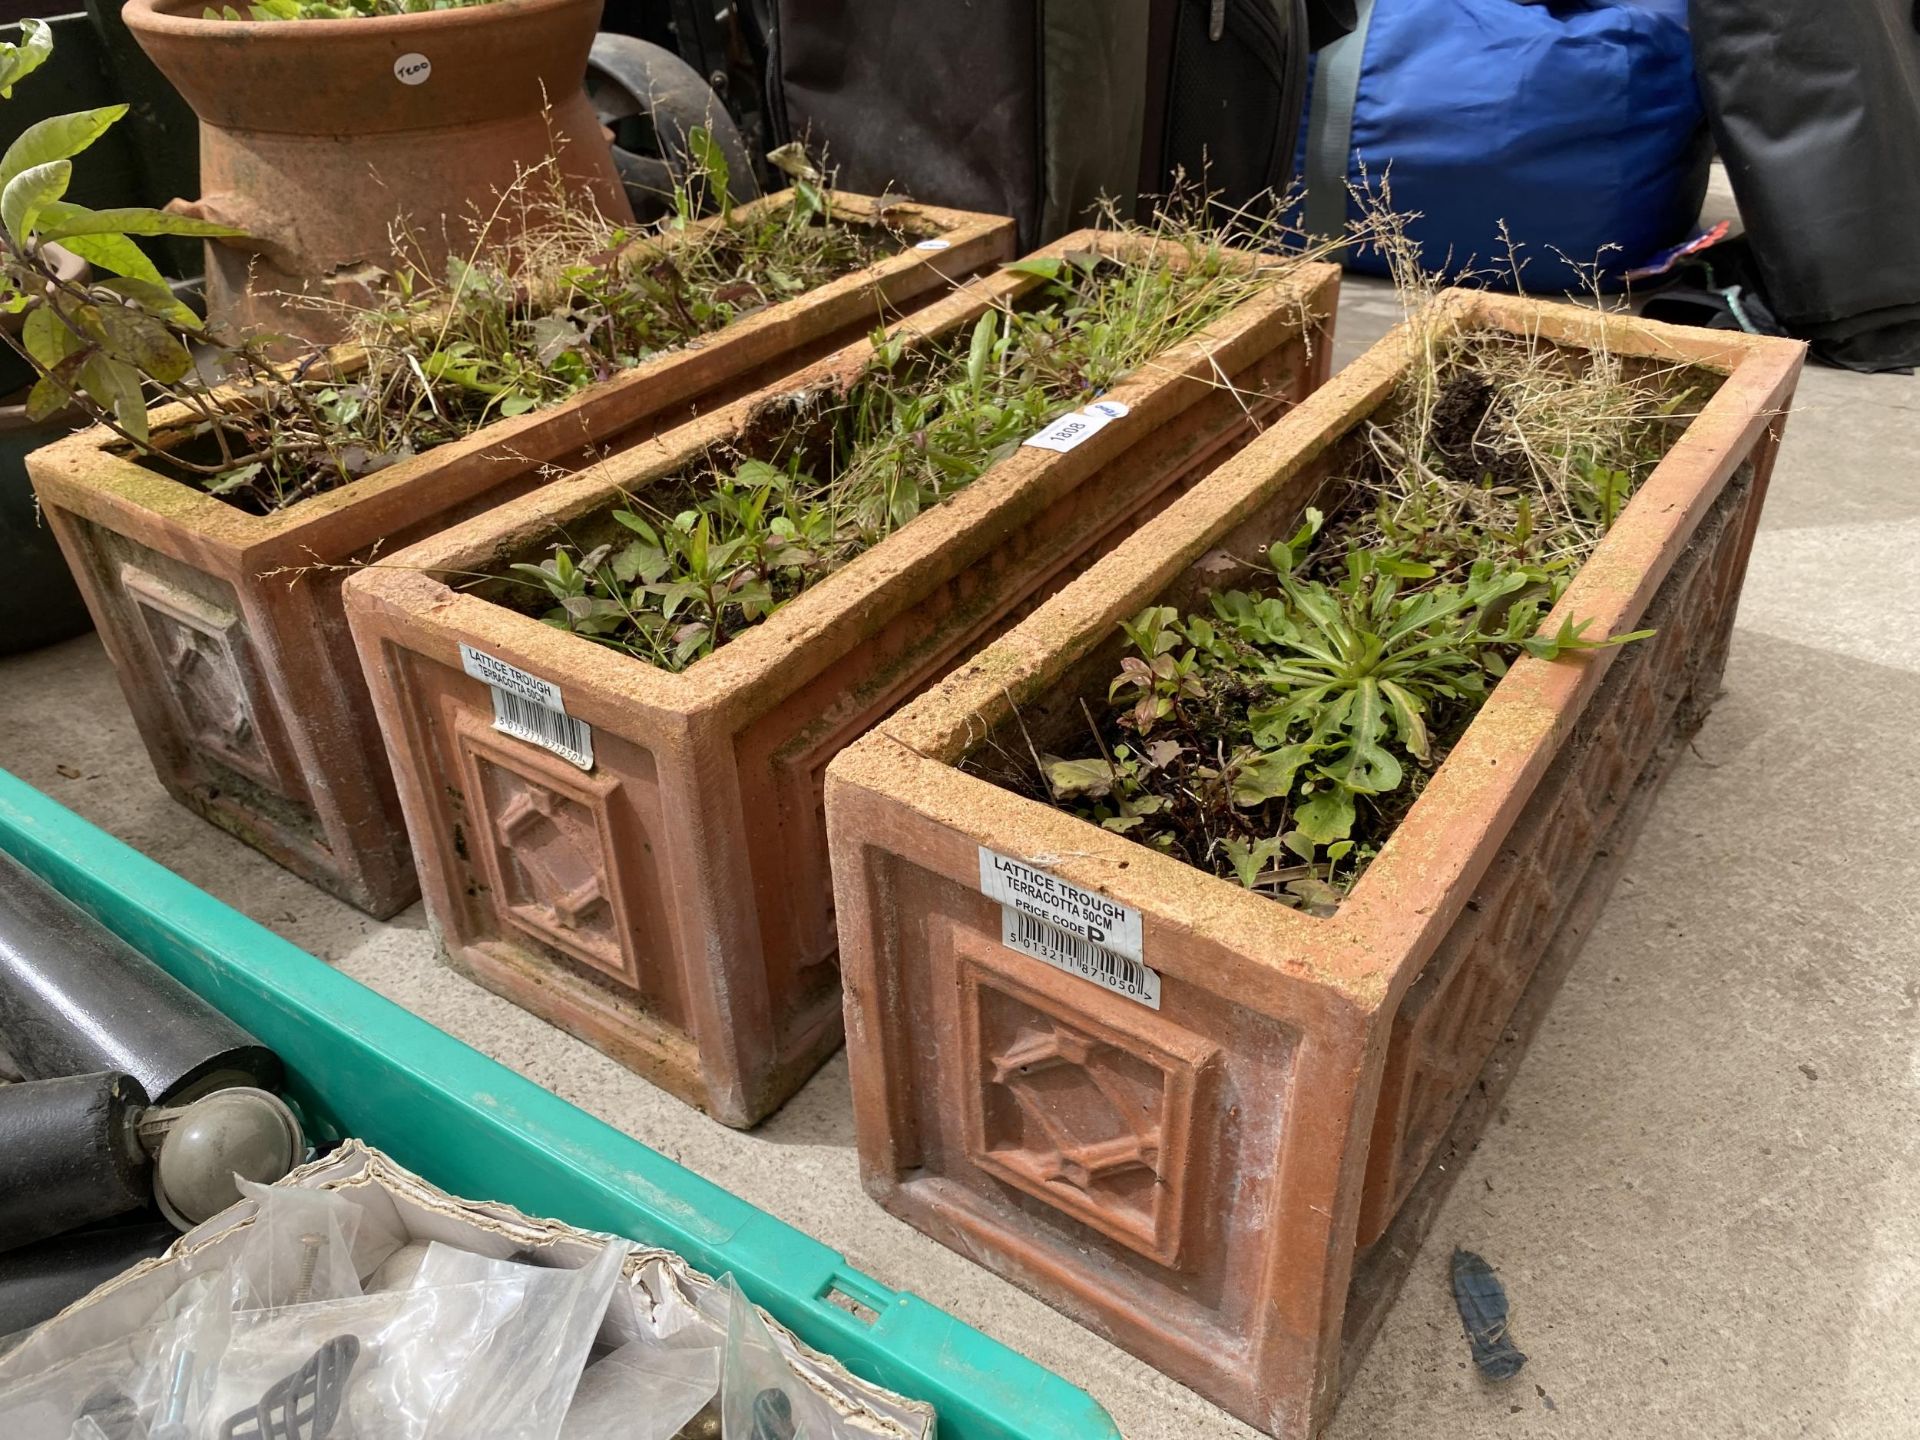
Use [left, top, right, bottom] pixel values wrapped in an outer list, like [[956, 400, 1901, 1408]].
[[460, 644, 593, 770], [1001, 907, 1162, 1009], [487, 687, 594, 770]]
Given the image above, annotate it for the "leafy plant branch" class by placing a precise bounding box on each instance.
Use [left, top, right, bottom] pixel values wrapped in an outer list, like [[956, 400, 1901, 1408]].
[[0, 23, 307, 474]]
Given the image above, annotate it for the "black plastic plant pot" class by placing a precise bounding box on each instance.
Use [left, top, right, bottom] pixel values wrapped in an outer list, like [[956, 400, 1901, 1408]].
[[0, 396, 92, 655]]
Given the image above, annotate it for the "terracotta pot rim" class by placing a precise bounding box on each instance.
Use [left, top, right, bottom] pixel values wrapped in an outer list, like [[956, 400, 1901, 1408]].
[[125, 0, 585, 40]]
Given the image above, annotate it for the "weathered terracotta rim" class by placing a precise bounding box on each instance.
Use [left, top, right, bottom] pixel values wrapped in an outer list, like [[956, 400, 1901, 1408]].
[[128, 0, 575, 38], [30, 191, 993, 554], [348, 236, 1341, 711], [832, 293, 1804, 1005]]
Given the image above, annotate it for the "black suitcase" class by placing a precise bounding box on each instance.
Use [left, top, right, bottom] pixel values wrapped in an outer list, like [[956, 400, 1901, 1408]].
[[1690, 0, 1920, 371], [766, 0, 1330, 248]]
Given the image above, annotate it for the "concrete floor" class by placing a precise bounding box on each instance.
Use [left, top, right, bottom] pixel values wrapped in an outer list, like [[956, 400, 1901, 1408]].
[[3, 273, 1917, 1438]]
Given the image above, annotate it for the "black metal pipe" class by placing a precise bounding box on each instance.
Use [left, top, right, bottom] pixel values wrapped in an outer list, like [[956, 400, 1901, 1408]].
[[0, 1071, 152, 1253], [0, 1216, 179, 1336], [0, 851, 278, 1103]]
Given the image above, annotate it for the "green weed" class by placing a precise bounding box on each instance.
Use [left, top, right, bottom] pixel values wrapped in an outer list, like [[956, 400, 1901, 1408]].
[[1038, 502, 1653, 914], [1012, 181, 1705, 912], [505, 201, 1329, 671]]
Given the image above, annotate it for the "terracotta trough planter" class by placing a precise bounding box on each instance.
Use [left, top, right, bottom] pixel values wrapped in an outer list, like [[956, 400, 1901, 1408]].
[[342, 235, 1340, 1125], [125, 0, 633, 342], [29, 194, 1012, 917], [824, 294, 1803, 1437]]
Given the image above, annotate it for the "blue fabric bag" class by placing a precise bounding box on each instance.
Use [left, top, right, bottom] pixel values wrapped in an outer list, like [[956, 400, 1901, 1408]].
[[1296, 0, 1709, 291]]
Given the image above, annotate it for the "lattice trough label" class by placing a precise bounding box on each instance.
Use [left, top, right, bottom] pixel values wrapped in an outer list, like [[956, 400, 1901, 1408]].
[[979, 847, 1159, 1006], [459, 644, 594, 771]]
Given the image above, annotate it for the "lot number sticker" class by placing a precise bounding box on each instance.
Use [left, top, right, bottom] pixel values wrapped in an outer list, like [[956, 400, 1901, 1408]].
[[1022, 410, 1107, 453], [1021, 398, 1129, 454]]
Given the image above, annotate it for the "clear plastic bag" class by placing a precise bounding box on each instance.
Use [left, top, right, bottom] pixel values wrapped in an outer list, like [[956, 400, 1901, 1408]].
[[129, 1272, 234, 1440], [191, 1289, 407, 1437], [221, 1179, 368, 1312], [349, 1237, 627, 1440], [118, 1182, 379, 1440], [559, 1339, 720, 1440], [558, 1270, 724, 1440], [716, 1275, 837, 1440], [181, 1240, 625, 1440], [0, 1164, 923, 1440], [1, 1345, 148, 1440]]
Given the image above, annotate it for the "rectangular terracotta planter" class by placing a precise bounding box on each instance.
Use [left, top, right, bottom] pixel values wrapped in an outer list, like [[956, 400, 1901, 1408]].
[[28, 191, 1014, 917], [342, 233, 1341, 1125], [824, 294, 1803, 1437]]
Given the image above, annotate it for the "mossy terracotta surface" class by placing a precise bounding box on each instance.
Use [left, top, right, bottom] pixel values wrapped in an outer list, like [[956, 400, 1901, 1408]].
[[824, 294, 1803, 1438], [344, 234, 1340, 1125], [28, 194, 1013, 916]]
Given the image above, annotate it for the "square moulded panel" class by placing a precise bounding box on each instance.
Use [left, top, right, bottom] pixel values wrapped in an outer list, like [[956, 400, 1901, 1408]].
[[956, 934, 1218, 1270], [120, 563, 288, 792], [455, 712, 642, 990]]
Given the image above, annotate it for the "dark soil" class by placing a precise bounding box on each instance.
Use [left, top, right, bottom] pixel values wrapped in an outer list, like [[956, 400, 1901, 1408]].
[[1426, 371, 1532, 491]]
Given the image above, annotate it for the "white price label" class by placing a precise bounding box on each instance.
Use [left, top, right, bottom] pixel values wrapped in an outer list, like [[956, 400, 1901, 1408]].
[[459, 644, 593, 770], [913, 237, 952, 251], [1000, 907, 1161, 1009], [394, 52, 432, 86], [1022, 409, 1112, 454], [979, 847, 1143, 960]]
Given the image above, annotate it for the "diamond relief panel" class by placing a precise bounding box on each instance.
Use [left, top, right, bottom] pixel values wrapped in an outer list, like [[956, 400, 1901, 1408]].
[[120, 564, 288, 792], [957, 946, 1216, 1269], [456, 714, 640, 988], [1371, 476, 1759, 1237]]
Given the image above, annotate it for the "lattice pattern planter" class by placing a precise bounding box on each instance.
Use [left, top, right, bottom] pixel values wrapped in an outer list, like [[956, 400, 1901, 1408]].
[[343, 236, 1339, 1125], [29, 193, 1012, 916], [824, 294, 1801, 1437]]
